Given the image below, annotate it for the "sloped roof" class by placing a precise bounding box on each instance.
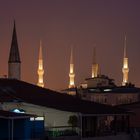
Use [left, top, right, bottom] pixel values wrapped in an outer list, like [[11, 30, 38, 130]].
[[0, 79, 128, 115]]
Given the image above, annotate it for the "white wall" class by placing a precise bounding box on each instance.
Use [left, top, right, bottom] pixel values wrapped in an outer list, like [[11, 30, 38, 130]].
[[2, 102, 77, 127]]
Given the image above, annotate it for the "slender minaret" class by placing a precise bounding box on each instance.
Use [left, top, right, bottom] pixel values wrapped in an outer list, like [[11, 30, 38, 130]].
[[37, 41, 44, 88], [92, 47, 98, 78], [8, 21, 21, 80], [122, 36, 129, 86], [69, 47, 75, 88]]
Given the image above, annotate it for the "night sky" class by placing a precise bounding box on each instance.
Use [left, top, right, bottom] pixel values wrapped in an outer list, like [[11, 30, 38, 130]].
[[0, 0, 140, 90]]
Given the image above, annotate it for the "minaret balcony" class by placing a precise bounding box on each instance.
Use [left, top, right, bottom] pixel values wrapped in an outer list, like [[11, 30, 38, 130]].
[[122, 68, 129, 73], [38, 70, 44, 75], [69, 73, 75, 77]]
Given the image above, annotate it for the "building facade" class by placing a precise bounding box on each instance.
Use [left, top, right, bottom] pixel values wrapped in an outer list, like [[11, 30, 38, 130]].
[[78, 75, 140, 106]]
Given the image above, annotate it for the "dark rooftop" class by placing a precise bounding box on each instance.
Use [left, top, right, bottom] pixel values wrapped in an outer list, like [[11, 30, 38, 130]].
[[116, 101, 140, 109], [0, 79, 128, 115]]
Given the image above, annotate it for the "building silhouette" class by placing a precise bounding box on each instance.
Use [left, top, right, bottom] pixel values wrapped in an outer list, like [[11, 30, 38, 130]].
[[8, 21, 21, 80]]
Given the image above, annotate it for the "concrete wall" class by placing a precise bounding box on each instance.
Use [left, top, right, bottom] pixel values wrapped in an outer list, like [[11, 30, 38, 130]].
[[2, 102, 77, 127]]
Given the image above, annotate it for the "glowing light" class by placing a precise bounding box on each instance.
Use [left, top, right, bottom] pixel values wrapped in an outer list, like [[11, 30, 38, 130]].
[[30, 117, 44, 121], [69, 48, 75, 89], [92, 64, 98, 78], [103, 89, 112, 92], [123, 58, 128, 68], [89, 89, 96, 91], [12, 108, 25, 113], [37, 42, 44, 88]]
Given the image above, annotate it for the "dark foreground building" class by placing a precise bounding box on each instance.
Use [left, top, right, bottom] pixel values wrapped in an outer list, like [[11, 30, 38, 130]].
[[0, 79, 132, 140]]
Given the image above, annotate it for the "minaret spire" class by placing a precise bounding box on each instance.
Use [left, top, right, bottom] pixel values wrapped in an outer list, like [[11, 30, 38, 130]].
[[37, 40, 44, 88], [124, 35, 127, 58], [93, 47, 96, 63], [8, 21, 21, 80], [69, 47, 75, 88], [92, 47, 98, 78], [70, 46, 73, 64], [122, 35, 129, 86]]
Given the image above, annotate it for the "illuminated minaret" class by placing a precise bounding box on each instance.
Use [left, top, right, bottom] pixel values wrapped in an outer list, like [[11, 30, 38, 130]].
[[8, 21, 21, 80], [122, 36, 129, 86], [92, 47, 98, 78], [69, 47, 75, 88], [37, 41, 44, 88]]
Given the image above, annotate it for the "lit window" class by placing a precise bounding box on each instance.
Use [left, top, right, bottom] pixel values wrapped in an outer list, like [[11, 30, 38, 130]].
[[103, 89, 112, 92], [30, 116, 44, 121]]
